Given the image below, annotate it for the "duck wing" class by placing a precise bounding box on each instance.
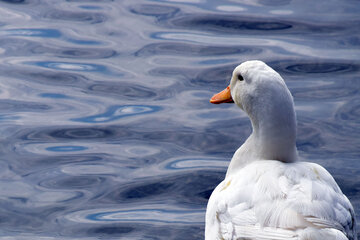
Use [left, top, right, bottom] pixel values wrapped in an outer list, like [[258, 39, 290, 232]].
[[205, 161, 356, 240]]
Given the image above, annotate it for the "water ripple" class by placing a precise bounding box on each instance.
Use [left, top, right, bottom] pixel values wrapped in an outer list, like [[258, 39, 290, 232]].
[[335, 99, 360, 121], [135, 42, 261, 57], [39, 93, 70, 99], [43, 10, 107, 24], [166, 14, 346, 34], [0, 0, 28, 4], [130, 4, 180, 20], [88, 83, 157, 99], [0, 0, 359, 239], [105, 171, 224, 205], [0, 28, 107, 46], [31, 191, 83, 206], [71, 105, 161, 123], [164, 157, 228, 170], [48, 128, 115, 140], [6, 69, 89, 87], [65, 204, 204, 224], [292, 82, 357, 100], [46, 145, 88, 152], [32, 45, 118, 59], [61, 163, 117, 175], [26, 61, 108, 72], [39, 175, 106, 189], [1, 28, 61, 38], [278, 61, 359, 75], [174, 15, 292, 32], [0, 100, 50, 112]]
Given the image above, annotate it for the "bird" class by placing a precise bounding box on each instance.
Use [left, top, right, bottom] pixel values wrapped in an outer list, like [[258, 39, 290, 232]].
[[205, 60, 357, 240]]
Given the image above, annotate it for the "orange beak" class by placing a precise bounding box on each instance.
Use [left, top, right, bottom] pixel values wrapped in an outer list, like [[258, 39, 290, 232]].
[[210, 85, 234, 104]]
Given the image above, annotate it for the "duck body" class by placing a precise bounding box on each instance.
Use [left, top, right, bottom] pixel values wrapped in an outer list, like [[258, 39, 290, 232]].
[[205, 160, 356, 240], [206, 61, 356, 240]]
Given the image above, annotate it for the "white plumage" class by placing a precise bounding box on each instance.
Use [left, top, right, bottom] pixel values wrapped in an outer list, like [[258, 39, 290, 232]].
[[206, 60, 356, 240]]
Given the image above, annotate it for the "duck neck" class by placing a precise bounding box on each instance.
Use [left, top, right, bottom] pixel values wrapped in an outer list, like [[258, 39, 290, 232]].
[[226, 94, 297, 178], [251, 105, 297, 162]]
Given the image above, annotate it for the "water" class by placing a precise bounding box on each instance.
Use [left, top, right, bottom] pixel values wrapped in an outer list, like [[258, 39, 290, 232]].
[[0, 0, 359, 239]]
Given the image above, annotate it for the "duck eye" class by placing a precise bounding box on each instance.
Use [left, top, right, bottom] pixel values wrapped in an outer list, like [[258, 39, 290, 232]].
[[237, 74, 244, 81]]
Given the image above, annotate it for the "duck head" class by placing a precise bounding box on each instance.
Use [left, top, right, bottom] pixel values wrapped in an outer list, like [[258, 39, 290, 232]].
[[210, 60, 297, 166]]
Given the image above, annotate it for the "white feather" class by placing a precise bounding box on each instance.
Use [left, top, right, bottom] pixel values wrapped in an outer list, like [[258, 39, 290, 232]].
[[205, 61, 356, 240]]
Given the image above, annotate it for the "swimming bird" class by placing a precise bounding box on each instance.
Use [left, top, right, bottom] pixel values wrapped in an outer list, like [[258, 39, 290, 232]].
[[205, 60, 357, 240]]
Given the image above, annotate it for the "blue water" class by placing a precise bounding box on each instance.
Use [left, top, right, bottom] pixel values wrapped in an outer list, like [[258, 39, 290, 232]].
[[0, 0, 359, 239]]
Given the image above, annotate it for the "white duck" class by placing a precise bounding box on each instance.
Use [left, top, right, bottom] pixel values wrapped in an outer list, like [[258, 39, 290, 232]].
[[206, 60, 357, 240]]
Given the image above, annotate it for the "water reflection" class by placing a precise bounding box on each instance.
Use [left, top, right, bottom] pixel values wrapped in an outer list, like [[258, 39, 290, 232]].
[[88, 83, 157, 99], [279, 61, 358, 74], [48, 128, 116, 140], [69, 205, 204, 224], [165, 157, 228, 170], [72, 105, 161, 123], [43, 10, 106, 24], [27, 61, 108, 72], [171, 15, 293, 32], [0, 0, 27, 4], [46, 145, 88, 152], [130, 4, 180, 20], [335, 100, 360, 121], [1, 28, 62, 38], [135, 42, 260, 57], [40, 93, 70, 99]]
